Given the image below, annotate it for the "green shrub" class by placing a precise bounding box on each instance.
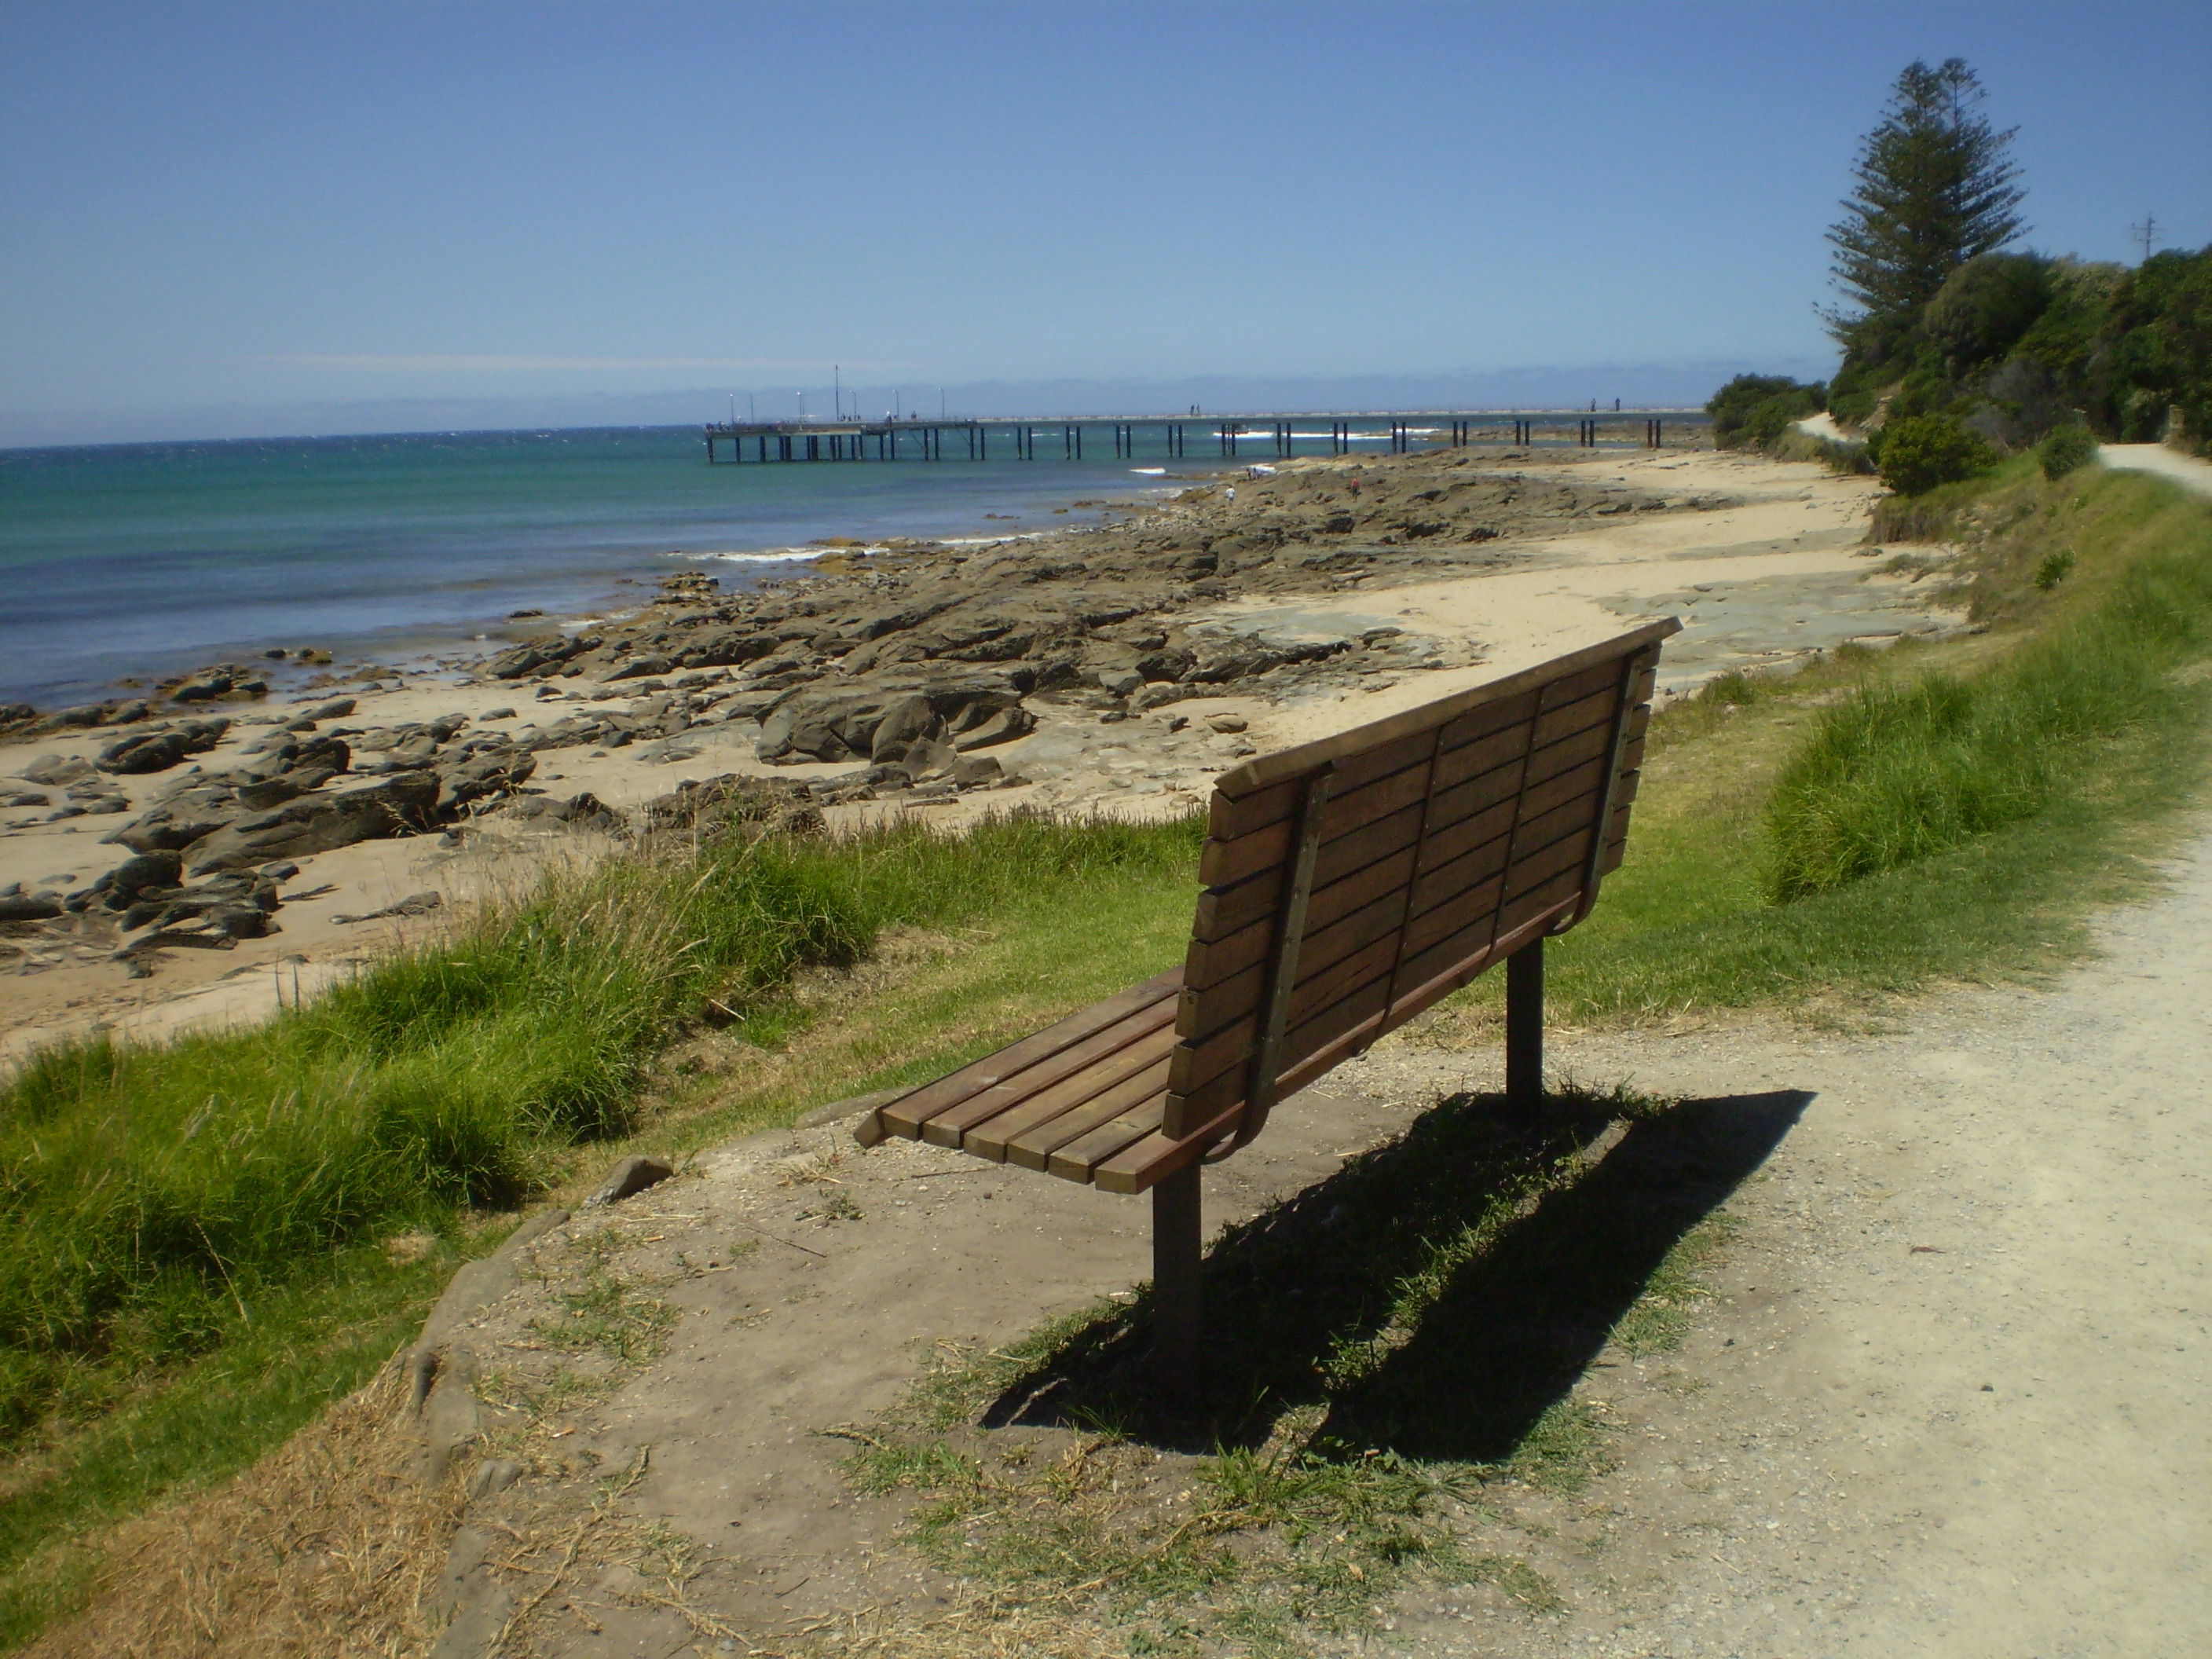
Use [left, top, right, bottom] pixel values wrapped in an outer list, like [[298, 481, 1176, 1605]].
[[1706, 374, 1825, 449], [1876, 412, 1997, 495], [2038, 423, 2097, 479]]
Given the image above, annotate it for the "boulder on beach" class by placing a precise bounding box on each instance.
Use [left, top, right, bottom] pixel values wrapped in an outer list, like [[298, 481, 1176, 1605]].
[[486, 633, 600, 680], [165, 664, 269, 702], [94, 718, 232, 775], [185, 771, 441, 873], [754, 675, 1035, 765]]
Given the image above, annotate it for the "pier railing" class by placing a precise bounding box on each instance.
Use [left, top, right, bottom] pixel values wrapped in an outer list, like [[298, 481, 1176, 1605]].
[[701, 412, 1689, 463]]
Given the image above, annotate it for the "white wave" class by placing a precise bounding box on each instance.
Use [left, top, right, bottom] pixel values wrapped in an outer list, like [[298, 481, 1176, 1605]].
[[1130, 467, 1168, 475], [670, 547, 833, 565]]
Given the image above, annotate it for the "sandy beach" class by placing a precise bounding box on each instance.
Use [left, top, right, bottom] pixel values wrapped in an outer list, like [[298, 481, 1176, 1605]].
[[0, 442, 1957, 1066]]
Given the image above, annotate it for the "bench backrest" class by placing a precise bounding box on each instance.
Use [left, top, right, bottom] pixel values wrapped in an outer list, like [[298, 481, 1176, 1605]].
[[1160, 618, 1679, 1149]]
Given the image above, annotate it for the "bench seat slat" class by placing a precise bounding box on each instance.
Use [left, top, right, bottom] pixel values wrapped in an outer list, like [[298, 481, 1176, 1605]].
[[1004, 1058, 1173, 1170], [920, 995, 1181, 1148], [962, 1028, 1178, 1161], [1046, 1090, 1173, 1182], [874, 970, 1181, 1141]]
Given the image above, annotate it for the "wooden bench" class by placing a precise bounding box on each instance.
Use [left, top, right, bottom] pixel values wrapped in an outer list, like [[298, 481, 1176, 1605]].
[[855, 619, 1679, 1379]]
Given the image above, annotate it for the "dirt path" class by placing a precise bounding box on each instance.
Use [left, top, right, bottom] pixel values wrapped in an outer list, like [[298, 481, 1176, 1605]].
[[383, 819, 2211, 1658], [2100, 442, 2212, 501], [1364, 830, 2212, 1657]]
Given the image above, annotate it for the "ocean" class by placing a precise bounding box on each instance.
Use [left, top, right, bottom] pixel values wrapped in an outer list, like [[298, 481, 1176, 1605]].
[[0, 416, 1609, 707]]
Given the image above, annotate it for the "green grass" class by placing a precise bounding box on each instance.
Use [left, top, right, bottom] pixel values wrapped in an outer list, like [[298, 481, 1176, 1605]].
[[0, 808, 1203, 1642]]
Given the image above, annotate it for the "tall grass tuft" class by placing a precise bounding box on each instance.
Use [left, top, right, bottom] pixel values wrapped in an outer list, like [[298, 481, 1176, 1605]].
[[1766, 472, 2212, 899], [0, 808, 1203, 1435]]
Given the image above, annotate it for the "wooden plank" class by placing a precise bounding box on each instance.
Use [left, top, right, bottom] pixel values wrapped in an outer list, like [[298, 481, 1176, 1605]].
[[1202, 691, 1609, 886], [1198, 814, 1294, 888], [1372, 892, 1583, 1045], [1179, 906, 1408, 1053], [1170, 965, 1394, 1117], [1090, 1095, 1251, 1194], [1047, 1090, 1171, 1181], [960, 1026, 1180, 1160], [914, 994, 1180, 1148], [1398, 870, 1509, 961], [1181, 873, 1410, 1036], [876, 970, 1180, 1139], [1192, 801, 1426, 943], [1207, 727, 1434, 840], [1530, 683, 1618, 749], [1210, 620, 1679, 797], [1002, 1056, 1173, 1170]]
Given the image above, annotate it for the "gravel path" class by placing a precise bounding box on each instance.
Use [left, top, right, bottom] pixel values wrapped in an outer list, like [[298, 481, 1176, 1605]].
[[1361, 831, 2212, 1657]]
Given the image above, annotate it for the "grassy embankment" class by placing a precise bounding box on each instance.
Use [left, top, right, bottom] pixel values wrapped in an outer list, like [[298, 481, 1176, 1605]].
[[4, 456, 2209, 1646]]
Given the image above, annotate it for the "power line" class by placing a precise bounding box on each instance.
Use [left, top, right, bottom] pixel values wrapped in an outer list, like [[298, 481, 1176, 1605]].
[[2131, 211, 2160, 265]]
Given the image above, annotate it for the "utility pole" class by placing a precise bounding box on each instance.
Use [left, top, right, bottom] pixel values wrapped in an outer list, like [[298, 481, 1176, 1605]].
[[833, 364, 841, 421], [2132, 211, 2160, 265]]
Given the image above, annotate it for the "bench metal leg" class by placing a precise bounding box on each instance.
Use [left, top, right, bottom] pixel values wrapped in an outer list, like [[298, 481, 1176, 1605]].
[[1507, 936, 1544, 1111], [1151, 1163, 1203, 1396]]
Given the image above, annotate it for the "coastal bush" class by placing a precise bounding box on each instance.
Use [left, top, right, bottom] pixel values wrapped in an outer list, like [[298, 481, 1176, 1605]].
[[2037, 423, 2097, 480], [1706, 374, 1825, 450], [1875, 412, 1997, 496]]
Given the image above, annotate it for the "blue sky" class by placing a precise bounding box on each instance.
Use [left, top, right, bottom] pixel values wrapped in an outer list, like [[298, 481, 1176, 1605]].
[[2, 0, 2206, 443]]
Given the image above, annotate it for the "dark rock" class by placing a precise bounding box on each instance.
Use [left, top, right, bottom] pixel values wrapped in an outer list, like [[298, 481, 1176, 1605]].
[[674, 628, 778, 670], [20, 754, 95, 787], [0, 895, 62, 923], [434, 742, 537, 814], [949, 703, 1035, 751], [2, 790, 49, 809], [333, 891, 442, 925], [605, 653, 675, 682], [305, 698, 357, 720], [104, 788, 241, 853], [950, 753, 1004, 788], [170, 665, 267, 701], [585, 1155, 675, 1207], [0, 702, 34, 729], [95, 718, 229, 775], [497, 791, 628, 834], [24, 703, 112, 734], [185, 771, 441, 873], [485, 633, 597, 680], [756, 676, 1032, 765]]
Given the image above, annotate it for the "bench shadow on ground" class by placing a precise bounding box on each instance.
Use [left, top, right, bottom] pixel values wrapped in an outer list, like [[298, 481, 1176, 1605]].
[[983, 1087, 1812, 1461]]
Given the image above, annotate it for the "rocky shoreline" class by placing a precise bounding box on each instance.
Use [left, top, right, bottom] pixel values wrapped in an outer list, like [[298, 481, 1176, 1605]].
[[5, 441, 1954, 1057]]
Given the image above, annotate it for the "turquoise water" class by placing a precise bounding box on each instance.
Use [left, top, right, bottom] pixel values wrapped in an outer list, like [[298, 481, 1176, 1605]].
[[0, 417, 1636, 705]]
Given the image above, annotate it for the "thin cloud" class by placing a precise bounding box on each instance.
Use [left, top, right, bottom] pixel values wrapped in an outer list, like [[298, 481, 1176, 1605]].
[[269, 354, 859, 374]]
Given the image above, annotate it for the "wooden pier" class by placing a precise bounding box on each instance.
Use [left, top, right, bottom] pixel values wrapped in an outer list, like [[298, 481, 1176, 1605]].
[[701, 412, 1678, 463]]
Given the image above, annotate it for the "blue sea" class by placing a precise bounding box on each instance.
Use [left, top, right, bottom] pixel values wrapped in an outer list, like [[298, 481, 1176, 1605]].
[[0, 416, 1617, 706]]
